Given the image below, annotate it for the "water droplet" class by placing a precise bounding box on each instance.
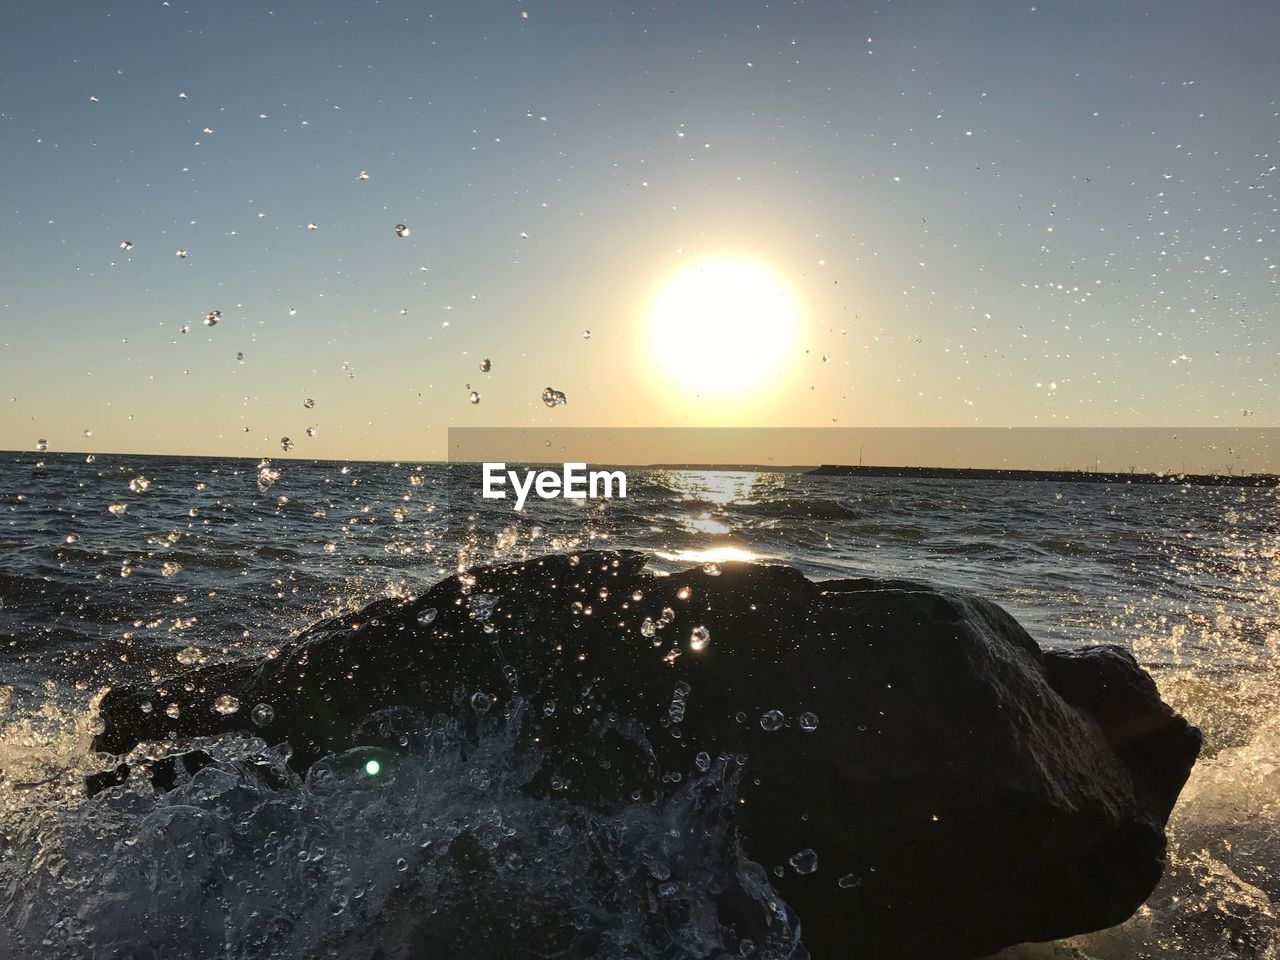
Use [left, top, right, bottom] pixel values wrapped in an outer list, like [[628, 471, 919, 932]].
[[165, 703, 181, 719], [161, 560, 183, 577], [760, 709, 784, 732], [303, 398, 316, 409], [175, 249, 188, 258], [581, 329, 591, 339], [256, 460, 280, 492], [176, 645, 205, 666], [64, 533, 80, 544], [695, 751, 711, 772], [128, 476, 151, 493], [306, 427, 317, 438], [640, 617, 657, 638], [107, 503, 127, 516], [251, 703, 275, 726], [676, 586, 691, 600], [204, 310, 221, 327], [799, 711, 820, 732], [479, 358, 492, 373], [469, 594, 498, 621], [357, 170, 370, 181], [35, 438, 48, 452], [837, 873, 862, 889], [822, 353, 831, 364], [789, 848, 819, 874], [280, 437, 294, 452], [703, 562, 721, 576], [689, 625, 711, 651], [471, 691, 493, 713], [417, 607, 438, 625], [394, 223, 410, 238], [119, 240, 133, 251], [213, 694, 240, 716], [541, 386, 567, 408], [469, 391, 481, 404], [307, 222, 318, 231]]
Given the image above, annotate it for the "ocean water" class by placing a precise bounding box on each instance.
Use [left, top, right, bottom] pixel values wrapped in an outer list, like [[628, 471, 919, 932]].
[[1, 453, 1276, 958]]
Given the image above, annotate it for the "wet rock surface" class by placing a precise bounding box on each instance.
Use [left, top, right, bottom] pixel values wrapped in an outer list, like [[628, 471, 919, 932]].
[[93, 550, 1201, 959]]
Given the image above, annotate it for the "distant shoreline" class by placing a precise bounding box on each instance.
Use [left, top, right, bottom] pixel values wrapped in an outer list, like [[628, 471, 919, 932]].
[[808, 464, 1280, 488]]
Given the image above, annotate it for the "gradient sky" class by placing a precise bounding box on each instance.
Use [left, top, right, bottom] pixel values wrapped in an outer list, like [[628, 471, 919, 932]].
[[2, 0, 1278, 460]]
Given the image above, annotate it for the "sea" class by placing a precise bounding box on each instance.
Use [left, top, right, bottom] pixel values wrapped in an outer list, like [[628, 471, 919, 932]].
[[1, 453, 1276, 959]]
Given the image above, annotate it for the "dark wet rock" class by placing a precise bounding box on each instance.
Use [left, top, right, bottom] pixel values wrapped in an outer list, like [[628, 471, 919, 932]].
[[91, 550, 1200, 959]]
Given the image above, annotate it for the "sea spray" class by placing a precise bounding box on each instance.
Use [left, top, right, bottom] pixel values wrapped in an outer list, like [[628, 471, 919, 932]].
[[0, 693, 806, 960]]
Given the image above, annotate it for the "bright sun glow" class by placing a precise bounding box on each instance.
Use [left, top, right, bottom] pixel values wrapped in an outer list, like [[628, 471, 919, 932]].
[[650, 260, 796, 393]]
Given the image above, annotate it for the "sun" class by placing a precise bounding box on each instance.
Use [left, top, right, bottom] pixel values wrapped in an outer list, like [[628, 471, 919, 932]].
[[650, 260, 797, 394]]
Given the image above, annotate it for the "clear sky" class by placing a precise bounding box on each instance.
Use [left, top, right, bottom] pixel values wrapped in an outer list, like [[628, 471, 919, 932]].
[[1, 0, 1278, 461]]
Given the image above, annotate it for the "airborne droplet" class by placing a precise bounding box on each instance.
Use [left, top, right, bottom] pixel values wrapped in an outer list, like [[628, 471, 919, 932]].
[[204, 310, 221, 327], [212, 693, 241, 716], [789, 848, 819, 875], [176, 645, 205, 666], [280, 437, 294, 452], [469, 594, 498, 622], [689, 625, 711, 651], [760, 709, 784, 732], [469, 391, 481, 404], [480, 358, 492, 373], [251, 703, 275, 726], [394, 223, 410, 238], [541, 387, 567, 408]]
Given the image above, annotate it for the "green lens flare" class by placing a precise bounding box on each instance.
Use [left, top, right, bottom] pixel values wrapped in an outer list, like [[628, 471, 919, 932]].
[[364, 759, 381, 776]]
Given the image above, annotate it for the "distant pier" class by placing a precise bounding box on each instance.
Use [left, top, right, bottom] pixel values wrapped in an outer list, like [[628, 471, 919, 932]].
[[808, 464, 1280, 488]]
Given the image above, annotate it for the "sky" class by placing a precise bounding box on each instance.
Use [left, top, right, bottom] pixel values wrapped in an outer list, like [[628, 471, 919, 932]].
[[1, 0, 1278, 462]]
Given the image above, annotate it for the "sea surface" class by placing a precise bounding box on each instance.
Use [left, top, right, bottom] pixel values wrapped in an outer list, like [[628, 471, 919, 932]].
[[1, 453, 1277, 959]]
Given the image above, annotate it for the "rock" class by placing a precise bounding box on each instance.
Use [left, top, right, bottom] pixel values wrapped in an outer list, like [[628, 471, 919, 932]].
[[91, 550, 1200, 959]]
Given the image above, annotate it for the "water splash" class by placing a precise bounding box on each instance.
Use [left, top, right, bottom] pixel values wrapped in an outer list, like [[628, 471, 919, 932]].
[[0, 694, 806, 960]]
